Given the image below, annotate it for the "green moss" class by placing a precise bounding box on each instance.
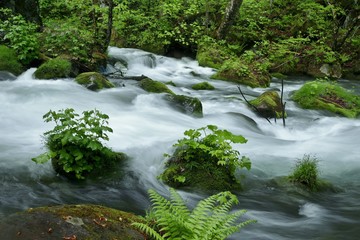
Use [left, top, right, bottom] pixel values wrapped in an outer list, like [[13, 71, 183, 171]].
[[139, 78, 175, 94], [75, 72, 115, 91], [292, 80, 360, 118], [211, 59, 270, 88], [0, 45, 23, 75], [249, 91, 286, 118], [191, 81, 215, 90], [34, 58, 72, 79]]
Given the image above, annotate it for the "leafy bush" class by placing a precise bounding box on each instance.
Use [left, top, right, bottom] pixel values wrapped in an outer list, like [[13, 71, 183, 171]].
[[160, 125, 251, 190], [32, 108, 118, 179], [289, 154, 319, 191], [0, 8, 39, 65], [132, 188, 256, 240]]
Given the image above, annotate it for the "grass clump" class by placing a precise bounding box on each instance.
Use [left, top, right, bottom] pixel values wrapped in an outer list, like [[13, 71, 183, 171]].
[[289, 154, 320, 191]]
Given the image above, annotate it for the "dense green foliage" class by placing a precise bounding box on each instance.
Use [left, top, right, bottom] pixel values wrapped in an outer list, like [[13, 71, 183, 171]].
[[0, 45, 23, 75], [289, 154, 320, 191], [292, 79, 360, 118], [160, 125, 251, 190], [32, 108, 118, 179], [1, 0, 359, 80], [132, 188, 256, 239], [0, 8, 39, 65]]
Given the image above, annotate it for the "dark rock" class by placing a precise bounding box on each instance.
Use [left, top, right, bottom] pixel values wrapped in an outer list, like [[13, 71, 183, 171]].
[[0, 204, 145, 240], [164, 94, 203, 117]]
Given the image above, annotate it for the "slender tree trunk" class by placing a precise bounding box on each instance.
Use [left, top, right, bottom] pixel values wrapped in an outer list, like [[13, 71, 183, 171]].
[[216, 0, 243, 40], [105, 0, 114, 51]]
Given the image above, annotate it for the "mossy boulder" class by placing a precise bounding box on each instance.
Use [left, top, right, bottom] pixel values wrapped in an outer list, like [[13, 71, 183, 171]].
[[307, 63, 342, 79], [75, 72, 115, 91], [249, 91, 286, 119], [191, 81, 215, 90], [196, 42, 230, 69], [139, 78, 175, 94], [211, 59, 271, 88], [292, 80, 360, 118], [160, 158, 242, 192], [0, 204, 145, 240], [34, 58, 72, 79], [0, 45, 23, 75], [164, 94, 203, 117]]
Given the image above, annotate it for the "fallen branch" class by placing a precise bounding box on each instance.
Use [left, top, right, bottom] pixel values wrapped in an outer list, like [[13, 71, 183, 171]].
[[237, 86, 272, 124]]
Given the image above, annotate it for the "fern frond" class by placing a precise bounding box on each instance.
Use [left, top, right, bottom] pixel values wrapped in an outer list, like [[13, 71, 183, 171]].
[[131, 222, 164, 240]]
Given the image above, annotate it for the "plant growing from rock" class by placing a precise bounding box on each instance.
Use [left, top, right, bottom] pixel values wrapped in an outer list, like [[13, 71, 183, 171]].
[[132, 188, 256, 240], [160, 125, 251, 190], [32, 108, 121, 179], [289, 154, 320, 191]]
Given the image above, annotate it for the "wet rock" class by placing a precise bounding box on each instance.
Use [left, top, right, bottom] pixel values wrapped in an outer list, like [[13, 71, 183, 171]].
[[249, 91, 286, 119], [139, 78, 174, 94], [0, 204, 145, 240], [75, 72, 115, 91], [164, 94, 203, 117]]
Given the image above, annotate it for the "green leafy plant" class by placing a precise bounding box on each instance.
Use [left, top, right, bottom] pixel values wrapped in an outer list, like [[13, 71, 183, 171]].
[[132, 188, 256, 240], [289, 154, 320, 191], [160, 125, 251, 190], [32, 108, 117, 179], [0, 8, 39, 65]]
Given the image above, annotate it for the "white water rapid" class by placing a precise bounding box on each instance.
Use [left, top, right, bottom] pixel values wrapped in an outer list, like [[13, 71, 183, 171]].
[[0, 47, 359, 239]]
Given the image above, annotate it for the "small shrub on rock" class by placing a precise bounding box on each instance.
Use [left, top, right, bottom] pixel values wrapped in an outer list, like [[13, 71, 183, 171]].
[[160, 125, 251, 191], [32, 108, 124, 179]]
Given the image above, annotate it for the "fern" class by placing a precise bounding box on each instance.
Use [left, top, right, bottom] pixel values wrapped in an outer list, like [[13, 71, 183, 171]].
[[132, 188, 256, 240]]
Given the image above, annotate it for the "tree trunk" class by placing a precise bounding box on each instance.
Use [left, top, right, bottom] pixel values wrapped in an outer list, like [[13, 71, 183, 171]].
[[105, 0, 114, 52], [216, 0, 243, 40]]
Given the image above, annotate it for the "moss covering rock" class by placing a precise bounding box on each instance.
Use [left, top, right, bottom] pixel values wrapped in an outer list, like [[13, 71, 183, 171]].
[[191, 81, 215, 90], [139, 78, 175, 94], [249, 91, 286, 119], [34, 58, 72, 79], [164, 94, 203, 117], [292, 80, 360, 118], [0, 45, 23, 75], [0, 204, 145, 240], [211, 58, 271, 88], [75, 72, 115, 91]]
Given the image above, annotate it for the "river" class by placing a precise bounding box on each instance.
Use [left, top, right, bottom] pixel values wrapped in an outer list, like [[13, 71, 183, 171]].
[[0, 47, 359, 239]]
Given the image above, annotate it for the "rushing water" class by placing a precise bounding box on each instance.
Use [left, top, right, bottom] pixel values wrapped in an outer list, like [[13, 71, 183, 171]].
[[0, 47, 359, 239]]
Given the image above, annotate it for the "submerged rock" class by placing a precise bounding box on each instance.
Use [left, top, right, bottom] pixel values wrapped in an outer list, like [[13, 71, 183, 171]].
[[139, 78, 174, 94], [0, 204, 145, 240], [191, 81, 215, 90], [164, 94, 203, 118], [75, 72, 115, 91]]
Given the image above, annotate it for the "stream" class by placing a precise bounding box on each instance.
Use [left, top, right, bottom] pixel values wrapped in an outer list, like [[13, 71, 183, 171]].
[[0, 47, 359, 239]]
